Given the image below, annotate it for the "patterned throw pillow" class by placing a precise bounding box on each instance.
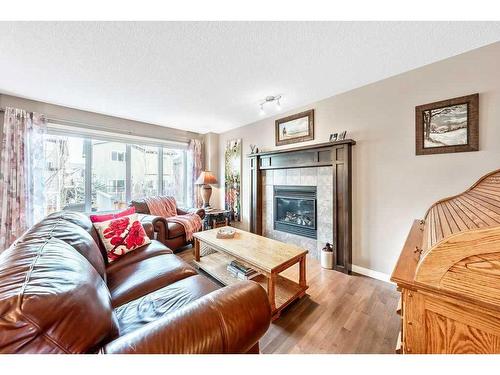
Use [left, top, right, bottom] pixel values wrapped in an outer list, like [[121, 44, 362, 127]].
[[93, 213, 151, 262]]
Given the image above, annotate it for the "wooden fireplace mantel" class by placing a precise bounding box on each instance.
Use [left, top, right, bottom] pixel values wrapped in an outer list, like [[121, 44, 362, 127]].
[[248, 139, 355, 274]]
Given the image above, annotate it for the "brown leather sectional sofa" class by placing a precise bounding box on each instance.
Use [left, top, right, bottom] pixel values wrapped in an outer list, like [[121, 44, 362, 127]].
[[130, 199, 205, 251], [0, 211, 271, 354]]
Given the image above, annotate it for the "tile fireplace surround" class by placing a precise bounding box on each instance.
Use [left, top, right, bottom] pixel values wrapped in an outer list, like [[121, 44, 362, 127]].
[[262, 167, 333, 260], [248, 140, 354, 273]]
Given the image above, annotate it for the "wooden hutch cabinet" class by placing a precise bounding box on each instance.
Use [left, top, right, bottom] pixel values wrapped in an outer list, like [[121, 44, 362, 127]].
[[392, 169, 500, 354]]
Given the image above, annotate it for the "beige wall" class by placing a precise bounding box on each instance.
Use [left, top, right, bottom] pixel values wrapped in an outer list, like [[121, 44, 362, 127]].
[[217, 42, 500, 276], [0, 94, 202, 143]]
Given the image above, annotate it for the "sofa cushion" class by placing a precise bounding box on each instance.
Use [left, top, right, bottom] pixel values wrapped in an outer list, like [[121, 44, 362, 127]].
[[17, 212, 106, 280], [168, 222, 185, 238], [107, 254, 197, 308], [93, 214, 152, 263], [0, 237, 118, 353], [114, 275, 219, 336], [105, 240, 173, 274]]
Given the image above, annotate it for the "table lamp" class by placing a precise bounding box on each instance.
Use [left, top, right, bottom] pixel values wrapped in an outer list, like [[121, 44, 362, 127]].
[[195, 171, 218, 208]]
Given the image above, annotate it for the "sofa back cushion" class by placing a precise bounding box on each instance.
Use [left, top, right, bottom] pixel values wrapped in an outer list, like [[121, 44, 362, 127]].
[[49, 211, 109, 262], [17, 211, 107, 279], [129, 199, 151, 215], [0, 236, 119, 353]]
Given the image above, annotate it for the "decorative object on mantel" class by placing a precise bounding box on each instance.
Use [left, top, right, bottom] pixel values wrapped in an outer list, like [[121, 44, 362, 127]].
[[216, 227, 236, 239], [248, 139, 355, 274], [249, 144, 260, 154], [224, 139, 241, 222], [321, 243, 335, 269], [275, 109, 314, 146], [330, 131, 346, 142], [195, 171, 218, 208], [415, 93, 479, 156]]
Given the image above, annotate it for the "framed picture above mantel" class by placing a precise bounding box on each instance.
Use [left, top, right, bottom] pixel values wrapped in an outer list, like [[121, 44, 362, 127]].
[[275, 109, 314, 146], [415, 93, 479, 156]]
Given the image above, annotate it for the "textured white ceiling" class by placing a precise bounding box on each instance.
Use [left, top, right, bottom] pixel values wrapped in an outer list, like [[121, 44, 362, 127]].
[[1, 22, 500, 134]]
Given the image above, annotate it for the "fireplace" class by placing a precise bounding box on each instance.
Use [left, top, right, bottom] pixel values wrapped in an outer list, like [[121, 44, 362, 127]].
[[273, 185, 317, 239]]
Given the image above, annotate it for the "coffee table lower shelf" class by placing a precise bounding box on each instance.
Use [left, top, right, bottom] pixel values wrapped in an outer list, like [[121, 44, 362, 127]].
[[193, 252, 307, 320]]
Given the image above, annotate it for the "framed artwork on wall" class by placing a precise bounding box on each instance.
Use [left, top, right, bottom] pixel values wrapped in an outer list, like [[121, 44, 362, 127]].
[[415, 93, 479, 155], [275, 109, 314, 146], [224, 139, 241, 222]]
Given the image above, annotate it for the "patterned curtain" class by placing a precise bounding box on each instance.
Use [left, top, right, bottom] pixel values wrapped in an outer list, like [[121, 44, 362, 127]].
[[188, 139, 203, 208], [0, 108, 47, 251]]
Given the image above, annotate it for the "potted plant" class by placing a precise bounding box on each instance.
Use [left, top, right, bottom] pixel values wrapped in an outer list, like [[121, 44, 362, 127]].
[[321, 242, 335, 269]]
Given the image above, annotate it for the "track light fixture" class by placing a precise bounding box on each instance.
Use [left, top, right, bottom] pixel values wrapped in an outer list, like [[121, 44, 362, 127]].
[[259, 95, 282, 115]]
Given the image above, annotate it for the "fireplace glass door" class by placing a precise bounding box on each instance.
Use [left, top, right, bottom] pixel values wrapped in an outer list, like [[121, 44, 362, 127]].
[[274, 185, 317, 239]]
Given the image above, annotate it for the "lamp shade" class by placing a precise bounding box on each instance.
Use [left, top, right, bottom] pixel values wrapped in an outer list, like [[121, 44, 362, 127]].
[[195, 171, 218, 185]]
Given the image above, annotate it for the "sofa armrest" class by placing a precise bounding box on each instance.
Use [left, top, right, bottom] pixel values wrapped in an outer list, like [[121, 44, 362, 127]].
[[141, 221, 154, 239], [177, 207, 205, 220], [137, 214, 169, 242], [102, 281, 271, 354]]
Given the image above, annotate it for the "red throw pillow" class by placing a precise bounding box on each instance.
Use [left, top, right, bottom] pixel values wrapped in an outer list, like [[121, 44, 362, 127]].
[[93, 213, 151, 262], [89, 207, 136, 223]]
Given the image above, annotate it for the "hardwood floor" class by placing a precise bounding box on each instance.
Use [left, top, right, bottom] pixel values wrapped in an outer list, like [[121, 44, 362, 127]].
[[178, 248, 400, 354]]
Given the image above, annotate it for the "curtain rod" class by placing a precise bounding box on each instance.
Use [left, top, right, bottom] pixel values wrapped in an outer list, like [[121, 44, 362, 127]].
[[0, 108, 198, 144]]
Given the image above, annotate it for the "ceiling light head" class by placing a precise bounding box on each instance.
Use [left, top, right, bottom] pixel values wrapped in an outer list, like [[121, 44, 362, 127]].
[[259, 94, 283, 114], [259, 103, 265, 115]]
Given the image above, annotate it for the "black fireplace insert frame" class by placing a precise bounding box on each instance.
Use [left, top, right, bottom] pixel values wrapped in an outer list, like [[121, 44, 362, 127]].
[[273, 185, 317, 239]]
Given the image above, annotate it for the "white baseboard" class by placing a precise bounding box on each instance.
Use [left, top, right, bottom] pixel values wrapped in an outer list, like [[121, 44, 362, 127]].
[[351, 264, 392, 284]]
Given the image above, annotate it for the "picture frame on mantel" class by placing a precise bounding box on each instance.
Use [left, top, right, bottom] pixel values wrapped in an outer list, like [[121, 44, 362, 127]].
[[275, 109, 314, 146], [415, 93, 479, 156]]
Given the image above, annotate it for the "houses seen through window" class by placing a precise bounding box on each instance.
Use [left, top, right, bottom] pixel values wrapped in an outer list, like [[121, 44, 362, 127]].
[[42, 131, 188, 215], [93, 141, 127, 211], [44, 135, 86, 213], [111, 150, 125, 162]]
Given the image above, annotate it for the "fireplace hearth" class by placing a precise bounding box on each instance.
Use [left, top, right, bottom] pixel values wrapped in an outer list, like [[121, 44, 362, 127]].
[[274, 185, 317, 239]]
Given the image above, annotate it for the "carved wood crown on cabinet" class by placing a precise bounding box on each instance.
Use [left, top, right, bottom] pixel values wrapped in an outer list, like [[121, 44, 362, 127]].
[[391, 168, 500, 354], [248, 140, 355, 274]]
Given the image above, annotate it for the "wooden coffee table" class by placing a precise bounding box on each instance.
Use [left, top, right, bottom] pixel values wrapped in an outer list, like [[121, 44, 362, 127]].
[[193, 227, 308, 320]]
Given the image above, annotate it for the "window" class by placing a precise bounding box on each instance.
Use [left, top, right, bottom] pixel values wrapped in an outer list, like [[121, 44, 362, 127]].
[[131, 145, 159, 200], [108, 179, 125, 193], [42, 129, 188, 215], [92, 141, 127, 211], [163, 147, 187, 206], [44, 135, 87, 214], [111, 150, 125, 162]]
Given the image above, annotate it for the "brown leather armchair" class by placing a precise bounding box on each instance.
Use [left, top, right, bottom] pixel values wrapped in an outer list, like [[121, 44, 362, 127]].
[[130, 198, 205, 251], [0, 211, 271, 354]]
